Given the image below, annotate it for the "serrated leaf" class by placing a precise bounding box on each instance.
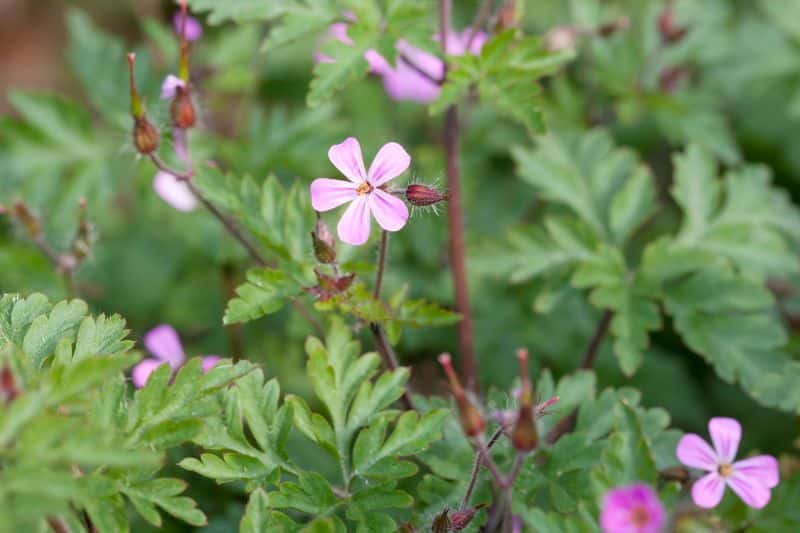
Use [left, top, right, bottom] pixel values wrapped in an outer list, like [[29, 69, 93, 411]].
[[22, 299, 87, 367], [224, 268, 304, 324], [185, 0, 285, 24], [267, 472, 337, 515], [241, 489, 300, 533]]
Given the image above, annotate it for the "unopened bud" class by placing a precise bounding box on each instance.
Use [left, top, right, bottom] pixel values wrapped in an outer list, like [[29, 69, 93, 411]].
[[311, 215, 336, 263], [659, 7, 687, 44], [171, 85, 196, 129], [511, 349, 538, 452], [431, 508, 451, 533], [451, 506, 483, 531], [439, 353, 485, 437], [405, 184, 448, 207], [545, 26, 578, 52], [133, 116, 160, 154], [598, 15, 630, 37], [13, 201, 41, 237], [495, 0, 523, 31], [0, 365, 19, 404], [71, 201, 92, 262]]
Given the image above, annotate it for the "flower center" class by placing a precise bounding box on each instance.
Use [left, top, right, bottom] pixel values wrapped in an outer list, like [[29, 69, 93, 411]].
[[629, 505, 650, 528], [355, 181, 372, 196], [629, 505, 650, 527], [718, 462, 732, 478]]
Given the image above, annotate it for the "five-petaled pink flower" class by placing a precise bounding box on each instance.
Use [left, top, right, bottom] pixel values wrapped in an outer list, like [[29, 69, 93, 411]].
[[131, 324, 221, 388], [676, 417, 779, 509], [310, 137, 410, 245], [600, 483, 665, 533]]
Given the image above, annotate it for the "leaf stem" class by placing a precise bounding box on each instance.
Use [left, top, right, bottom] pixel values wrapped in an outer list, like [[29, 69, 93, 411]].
[[440, 0, 478, 393]]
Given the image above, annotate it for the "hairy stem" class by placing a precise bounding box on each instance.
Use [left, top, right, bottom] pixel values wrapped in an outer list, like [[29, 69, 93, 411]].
[[370, 323, 415, 410], [440, 0, 478, 393]]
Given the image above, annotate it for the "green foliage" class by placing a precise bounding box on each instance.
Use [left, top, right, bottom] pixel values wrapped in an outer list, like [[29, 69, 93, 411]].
[[432, 30, 575, 134], [0, 294, 252, 532], [182, 318, 446, 531]]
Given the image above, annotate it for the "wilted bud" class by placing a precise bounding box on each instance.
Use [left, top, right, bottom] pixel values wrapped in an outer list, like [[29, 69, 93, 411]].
[[71, 199, 92, 262], [545, 26, 579, 52], [311, 215, 336, 263], [0, 365, 19, 404], [405, 184, 448, 207], [451, 506, 483, 531], [133, 116, 160, 154], [511, 349, 538, 452], [171, 85, 196, 129], [439, 353, 485, 438], [431, 508, 451, 533], [658, 7, 687, 44], [12, 201, 41, 237]]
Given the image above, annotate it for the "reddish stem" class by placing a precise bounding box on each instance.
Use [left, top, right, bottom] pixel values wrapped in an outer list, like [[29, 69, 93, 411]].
[[440, 0, 478, 393]]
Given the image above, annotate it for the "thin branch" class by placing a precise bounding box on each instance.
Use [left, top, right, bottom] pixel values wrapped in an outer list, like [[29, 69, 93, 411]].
[[546, 310, 613, 443], [474, 435, 504, 487], [466, 0, 494, 49], [440, 0, 478, 393], [373, 230, 389, 300], [460, 426, 504, 509], [579, 310, 613, 369], [369, 323, 415, 410], [397, 52, 443, 85]]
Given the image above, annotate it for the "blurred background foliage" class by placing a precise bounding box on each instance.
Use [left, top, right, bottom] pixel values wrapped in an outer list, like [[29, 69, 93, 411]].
[[1, 0, 800, 507]]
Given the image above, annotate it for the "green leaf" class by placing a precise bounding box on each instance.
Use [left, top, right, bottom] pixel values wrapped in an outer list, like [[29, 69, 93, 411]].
[[22, 299, 87, 367], [72, 314, 132, 362], [123, 478, 207, 527], [671, 145, 800, 279], [266, 472, 337, 515], [308, 24, 376, 106], [224, 268, 304, 324], [185, 0, 285, 24], [241, 489, 299, 533], [262, 0, 339, 51]]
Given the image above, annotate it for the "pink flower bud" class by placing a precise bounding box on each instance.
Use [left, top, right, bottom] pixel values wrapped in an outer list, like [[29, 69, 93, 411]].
[[405, 183, 448, 207]]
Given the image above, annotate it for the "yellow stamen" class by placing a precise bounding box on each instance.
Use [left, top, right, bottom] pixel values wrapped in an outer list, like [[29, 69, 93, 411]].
[[356, 181, 372, 195], [718, 463, 732, 478]]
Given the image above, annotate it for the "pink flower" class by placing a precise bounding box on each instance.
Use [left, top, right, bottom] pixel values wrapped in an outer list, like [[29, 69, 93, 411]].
[[161, 74, 186, 100], [153, 170, 198, 211], [173, 11, 202, 41], [131, 324, 222, 388], [600, 483, 665, 533], [310, 137, 410, 245], [676, 417, 779, 509], [315, 22, 486, 103]]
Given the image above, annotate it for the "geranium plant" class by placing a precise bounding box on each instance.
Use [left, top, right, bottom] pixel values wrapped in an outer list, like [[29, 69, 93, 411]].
[[1, 0, 800, 531]]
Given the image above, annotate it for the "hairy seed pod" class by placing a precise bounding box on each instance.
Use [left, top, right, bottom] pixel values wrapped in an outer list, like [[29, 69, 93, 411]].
[[405, 184, 448, 207], [133, 116, 160, 154], [171, 85, 196, 129]]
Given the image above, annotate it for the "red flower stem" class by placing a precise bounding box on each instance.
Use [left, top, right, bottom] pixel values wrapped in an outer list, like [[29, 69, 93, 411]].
[[440, 0, 478, 393], [373, 230, 388, 300], [460, 425, 504, 509]]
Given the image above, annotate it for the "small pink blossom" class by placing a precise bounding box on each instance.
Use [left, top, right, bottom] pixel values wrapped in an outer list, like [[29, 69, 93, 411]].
[[131, 324, 222, 388], [676, 417, 779, 509], [173, 11, 203, 41], [310, 137, 410, 245], [600, 483, 665, 533], [153, 171, 198, 211], [160, 74, 186, 100]]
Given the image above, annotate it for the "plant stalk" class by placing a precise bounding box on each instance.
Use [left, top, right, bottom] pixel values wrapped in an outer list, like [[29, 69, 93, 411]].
[[440, 0, 478, 393]]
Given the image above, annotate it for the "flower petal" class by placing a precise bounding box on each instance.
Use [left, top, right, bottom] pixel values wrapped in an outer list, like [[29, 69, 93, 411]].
[[328, 137, 367, 182], [131, 359, 167, 389], [733, 455, 779, 489], [367, 142, 411, 186], [337, 196, 371, 245], [310, 178, 357, 212], [677, 434, 718, 471], [365, 49, 392, 76], [381, 62, 441, 103], [396, 39, 444, 80], [143, 324, 186, 368], [328, 22, 353, 45], [368, 189, 408, 231], [727, 470, 773, 509], [709, 417, 741, 463], [201, 356, 222, 373], [173, 12, 203, 41], [153, 171, 198, 212], [691, 472, 726, 509], [160, 74, 186, 100]]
